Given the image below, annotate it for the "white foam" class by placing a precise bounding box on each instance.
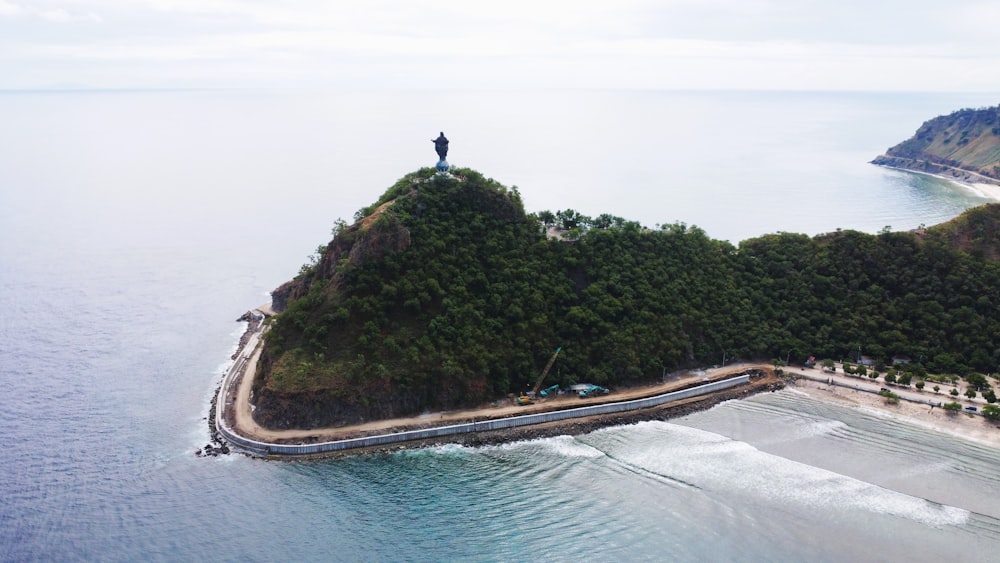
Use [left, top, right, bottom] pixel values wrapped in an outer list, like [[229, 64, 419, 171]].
[[472, 434, 608, 460], [596, 421, 970, 528], [214, 358, 235, 376], [535, 435, 606, 459], [428, 443, 472, 455], [398, 443, 473, 459], [758, 419, 848, 445], [211, 322, 247, 376], [784, 387, 813, 399]]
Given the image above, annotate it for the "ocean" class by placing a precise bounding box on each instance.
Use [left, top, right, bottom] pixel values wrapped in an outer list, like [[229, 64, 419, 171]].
[[2, 89, 1000, 561]]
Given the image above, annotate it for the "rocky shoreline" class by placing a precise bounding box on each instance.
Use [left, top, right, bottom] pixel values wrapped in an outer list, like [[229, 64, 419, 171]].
[[262, 375, 785, 460], [204, 316, 783, 460], [232, 310, 263, 359], [197, 386, 230, 457], [871, 156, 1000, 186], [198, 311, 261, 457]]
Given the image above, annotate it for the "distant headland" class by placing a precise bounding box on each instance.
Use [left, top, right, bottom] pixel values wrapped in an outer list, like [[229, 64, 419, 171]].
[[872, 104, 1000, 186]]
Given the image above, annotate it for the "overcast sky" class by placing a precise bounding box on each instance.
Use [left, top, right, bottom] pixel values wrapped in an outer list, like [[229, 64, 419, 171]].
[[2, 0, 999, 91]]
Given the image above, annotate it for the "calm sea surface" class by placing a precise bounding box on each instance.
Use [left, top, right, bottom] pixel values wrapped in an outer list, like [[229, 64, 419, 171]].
[[2, 90, 1000, 561]]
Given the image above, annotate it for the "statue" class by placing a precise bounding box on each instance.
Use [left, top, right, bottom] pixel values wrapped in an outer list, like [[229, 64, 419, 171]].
[[432, 132, 449, 172], [432, 132, 449, 159]]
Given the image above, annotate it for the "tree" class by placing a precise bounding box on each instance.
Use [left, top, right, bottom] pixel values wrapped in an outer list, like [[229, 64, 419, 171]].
[[965, 373, 991, 391], [983, 404, 1000, 421], [950, 388, 960, 396], [965, 388, 978, 400], [879, 389, 900, 405], [943, 401, 962, 413], [884, 373, 897, 384], [933, 385, 941, 394], [537, 210, 556, 227], [985, 390, 997, 404], [592, 213, 623, 230], [915, 380, 925, 391], [330, 217, 348, 237], [556, 209, 590, 230], [821, 358, 835, 372]]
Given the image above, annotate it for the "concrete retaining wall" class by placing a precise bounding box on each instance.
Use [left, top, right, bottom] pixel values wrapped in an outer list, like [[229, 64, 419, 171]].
[[216, 370, 751, 457]]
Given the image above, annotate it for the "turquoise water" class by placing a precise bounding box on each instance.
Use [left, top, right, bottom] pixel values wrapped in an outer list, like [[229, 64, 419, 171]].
[[2, 90, 999, 561]]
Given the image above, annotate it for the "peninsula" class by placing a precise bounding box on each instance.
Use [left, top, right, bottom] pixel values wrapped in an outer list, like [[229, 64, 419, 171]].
[[206, 161, 1000, 456], [872, 104, 1000, 186]]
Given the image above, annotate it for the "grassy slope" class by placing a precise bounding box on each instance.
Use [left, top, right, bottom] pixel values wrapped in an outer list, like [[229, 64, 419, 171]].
[[878, 105, 1000, 179]]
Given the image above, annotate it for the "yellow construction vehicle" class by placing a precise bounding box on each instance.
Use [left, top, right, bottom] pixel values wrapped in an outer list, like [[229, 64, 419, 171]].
[[517, 347, 561, 406]]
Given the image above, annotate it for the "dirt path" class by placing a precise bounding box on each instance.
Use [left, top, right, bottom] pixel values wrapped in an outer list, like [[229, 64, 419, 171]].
[[915, 159, 999, 184]]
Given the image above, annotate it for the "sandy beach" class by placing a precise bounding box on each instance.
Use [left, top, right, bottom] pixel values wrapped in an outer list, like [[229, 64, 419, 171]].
[[786, 373, 1000, 448], [880, 163, 1000, 202], [967, 181, 1000, 201]]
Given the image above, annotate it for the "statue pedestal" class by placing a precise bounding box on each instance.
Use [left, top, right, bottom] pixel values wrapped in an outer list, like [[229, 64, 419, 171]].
[[436, 159, 449, 172]]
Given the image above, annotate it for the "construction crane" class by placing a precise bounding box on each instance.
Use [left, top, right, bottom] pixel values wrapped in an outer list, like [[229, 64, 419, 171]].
[[517, 347, 561, 405]]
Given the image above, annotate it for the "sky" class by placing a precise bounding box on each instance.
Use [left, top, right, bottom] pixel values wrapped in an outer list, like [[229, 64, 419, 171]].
[[2, 0, 1000, 91]]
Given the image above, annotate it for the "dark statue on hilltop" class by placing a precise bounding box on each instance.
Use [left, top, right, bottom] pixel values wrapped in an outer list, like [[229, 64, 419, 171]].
[[432, 132, 449, 172]]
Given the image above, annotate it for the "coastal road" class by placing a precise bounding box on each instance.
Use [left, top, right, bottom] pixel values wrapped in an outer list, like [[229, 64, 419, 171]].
[[219, 327, 991, 447], [223, 348, 767, 444], [909, 159, 999, 185]]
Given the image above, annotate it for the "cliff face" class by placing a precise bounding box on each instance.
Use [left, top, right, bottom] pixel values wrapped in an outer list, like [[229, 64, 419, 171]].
[[872, 105, 1000, 184], [271, 200, 412, 313]]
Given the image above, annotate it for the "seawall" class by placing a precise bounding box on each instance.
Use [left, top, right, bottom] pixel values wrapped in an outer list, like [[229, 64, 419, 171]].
[[215, 354, 755, 457]]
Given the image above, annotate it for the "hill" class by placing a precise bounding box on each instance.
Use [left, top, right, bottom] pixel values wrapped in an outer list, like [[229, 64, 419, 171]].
[[252, 167, 1000, 430], [871, 104, 1000, 184]]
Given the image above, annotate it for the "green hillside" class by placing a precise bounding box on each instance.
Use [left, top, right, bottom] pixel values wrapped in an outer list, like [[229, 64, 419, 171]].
[[872, 105, 1000, 183], [253, 167, 1000, 429]]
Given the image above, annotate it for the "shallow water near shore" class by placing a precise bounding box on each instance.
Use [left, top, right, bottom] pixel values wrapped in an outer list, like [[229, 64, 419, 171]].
[[3, 89, 1000, 560]]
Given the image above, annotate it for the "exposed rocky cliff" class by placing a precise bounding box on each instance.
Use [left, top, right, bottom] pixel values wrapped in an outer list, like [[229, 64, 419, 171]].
[[271, 199, 412, 313]]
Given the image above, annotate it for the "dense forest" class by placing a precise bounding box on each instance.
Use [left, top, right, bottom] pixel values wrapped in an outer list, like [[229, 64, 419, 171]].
[[253, 167, 1000, 428]]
